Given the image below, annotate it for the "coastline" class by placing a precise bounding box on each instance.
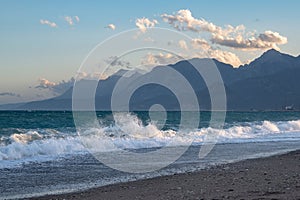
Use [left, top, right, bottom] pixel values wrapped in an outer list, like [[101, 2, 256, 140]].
[[30, 150, 300, 200]]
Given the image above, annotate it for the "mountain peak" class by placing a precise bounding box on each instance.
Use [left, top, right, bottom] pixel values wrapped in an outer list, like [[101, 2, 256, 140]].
[[261, 48, 282, 57], [248, 49, 283, 66]]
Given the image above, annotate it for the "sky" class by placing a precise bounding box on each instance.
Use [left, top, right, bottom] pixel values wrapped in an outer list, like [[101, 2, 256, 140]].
[[0, 0, 300, 104]]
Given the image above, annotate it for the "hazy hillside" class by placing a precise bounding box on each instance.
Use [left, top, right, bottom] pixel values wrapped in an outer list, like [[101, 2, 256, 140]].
[[1, 49, 300, 111]]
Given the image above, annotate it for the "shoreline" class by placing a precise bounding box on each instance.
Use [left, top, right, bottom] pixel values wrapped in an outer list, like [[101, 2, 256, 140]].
[[30, 150, 300, 200]]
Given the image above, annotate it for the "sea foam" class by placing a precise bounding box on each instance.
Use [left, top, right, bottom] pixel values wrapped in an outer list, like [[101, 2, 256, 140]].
[[0, 113, 300, 164]]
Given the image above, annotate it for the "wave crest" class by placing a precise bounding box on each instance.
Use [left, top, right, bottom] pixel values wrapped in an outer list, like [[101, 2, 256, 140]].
[[0, 114, 300, 163]]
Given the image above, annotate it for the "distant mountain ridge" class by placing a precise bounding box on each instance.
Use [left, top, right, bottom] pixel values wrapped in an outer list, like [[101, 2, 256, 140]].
[[1, 49, 300, 111]]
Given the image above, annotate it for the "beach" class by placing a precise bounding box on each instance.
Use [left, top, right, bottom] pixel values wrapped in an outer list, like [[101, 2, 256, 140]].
[[2, 1, 300, 199], [1, 111, 300, 199], [31, 150, 300, 200]]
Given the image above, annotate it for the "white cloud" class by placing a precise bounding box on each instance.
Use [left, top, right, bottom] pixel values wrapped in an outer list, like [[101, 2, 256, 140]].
[[106, 24, 116, 30], [135, 17, 158, 33], [104, 56, 131, 68], [191, 38, 211, 50], [178, 40, 188, 50], [258, 31, 288, 48], [40, 19, 57, 28], [74, 16, 80, 22], [35, 78, 74, 95], [139, 48, 241, 68], [141, 53, 180, 66], [190, 38, 242, 66], [75, 72, 102, 80], [161, 9, 230, 34], [259, 31, 287, 43], [161, 9, 246, 36], [37, 78, 56, 88], [211, 30, 288, 51], [64, 16, 80, 26], [64, 16, 73, 25], [208, 49, 242, 67], [161, 9, 288, 51]]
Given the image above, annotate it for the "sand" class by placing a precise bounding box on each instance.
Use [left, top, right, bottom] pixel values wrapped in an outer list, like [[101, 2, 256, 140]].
[[30, 150, 300, 200]]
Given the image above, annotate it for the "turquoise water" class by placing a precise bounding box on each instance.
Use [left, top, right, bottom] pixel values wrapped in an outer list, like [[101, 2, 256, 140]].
[[1, 111, 300, 162], [0, 111, 300, 199], [1, 111, 300, 129]]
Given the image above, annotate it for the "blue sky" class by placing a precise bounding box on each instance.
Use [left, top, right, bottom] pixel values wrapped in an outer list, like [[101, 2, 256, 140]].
[[0, 0, 300, 104]]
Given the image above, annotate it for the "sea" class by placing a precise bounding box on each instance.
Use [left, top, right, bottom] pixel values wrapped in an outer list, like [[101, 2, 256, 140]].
[[0, 111, 300, 199]]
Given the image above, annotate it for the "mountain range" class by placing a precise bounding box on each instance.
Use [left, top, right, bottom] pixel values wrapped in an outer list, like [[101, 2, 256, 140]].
[[1, 49, 300, 111]]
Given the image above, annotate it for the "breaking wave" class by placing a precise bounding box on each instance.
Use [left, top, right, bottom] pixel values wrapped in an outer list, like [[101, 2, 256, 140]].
[[0, 113, 300, 164]]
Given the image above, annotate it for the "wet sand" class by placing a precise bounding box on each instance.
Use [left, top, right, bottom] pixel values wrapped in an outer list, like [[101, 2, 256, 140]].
[[31, 150, 300, 200]]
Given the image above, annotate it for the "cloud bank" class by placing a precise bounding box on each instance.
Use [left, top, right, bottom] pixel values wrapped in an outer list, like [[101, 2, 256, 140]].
[[161, 9, 287, 51], [211, 30, 287, 51], [190, 38, 242, 66]]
